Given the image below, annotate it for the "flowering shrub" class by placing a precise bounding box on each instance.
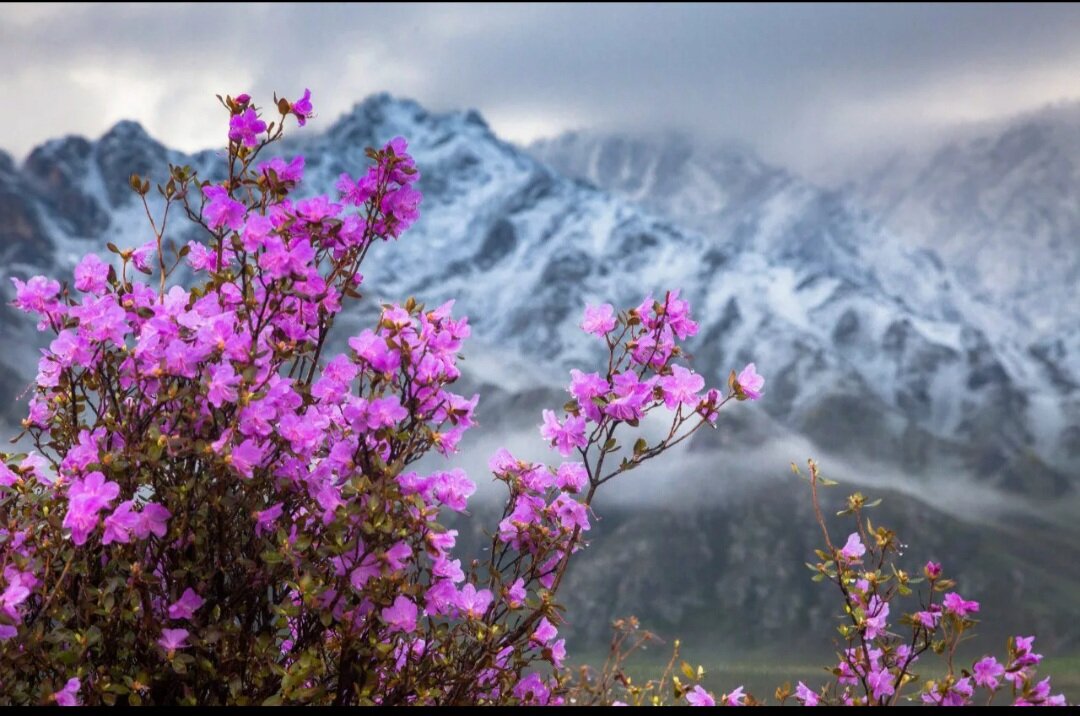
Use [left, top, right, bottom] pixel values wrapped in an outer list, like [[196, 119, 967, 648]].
[[0, 89, 758, 706], [567, 461, 1068, 707]]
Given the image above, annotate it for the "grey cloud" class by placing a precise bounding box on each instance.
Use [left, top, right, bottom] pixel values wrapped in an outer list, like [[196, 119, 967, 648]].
[[3, 3, 1080, 179]]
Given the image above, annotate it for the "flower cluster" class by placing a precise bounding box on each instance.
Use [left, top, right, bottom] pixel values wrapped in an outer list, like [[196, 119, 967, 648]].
[[0, 89, 755, 706]]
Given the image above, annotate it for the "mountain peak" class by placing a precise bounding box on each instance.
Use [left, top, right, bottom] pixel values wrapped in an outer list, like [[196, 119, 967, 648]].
[[326, 93, 496, 149]]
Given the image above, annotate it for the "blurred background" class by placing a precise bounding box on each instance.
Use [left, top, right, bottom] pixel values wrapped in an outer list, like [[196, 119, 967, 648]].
[[2, 2, 1079, 690]]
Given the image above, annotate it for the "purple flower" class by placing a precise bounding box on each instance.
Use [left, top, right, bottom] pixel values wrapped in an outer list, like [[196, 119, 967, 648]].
[[258, 155, 305, 184], [255, 502, 284, 536], [506, 578, 527, 608], [867, 668, 895, 701], [64, 471, 120, 546], [531, 617, 558, 645], [924, 561, 942, 579], [135, 502, 170, 540], [973, 656, 1005, 690], [686, 685, 715, 706], [430, 469, 476, 512], [723, 686, 747, 706], [942, 592, 980, 617], [203, 185, 246, 232], [158, 627, 189, 652], [456, 584, 493, 620], [11, 275, 61, 315], [513, 673, 551, 705], [207, 362, 241, 408], [864, 595, 890, 639], [795, 681, 819, 706], [603, 372, 655, 422], [131, 240, 156, 272], [556, 462, 588, 493], [381, 595, 418, 633], [659, 365, 705, 410], [74, 253, 109, 294], [568, 369, 608, 422], [292, 88, 314, 126], [168, 588, 205, 621], [581, 303, 616, 337], [53, 677, 81, 707], [349, 329, 401, 374], [942, 677, 973, 706], [228, 107, 266, 148], [736, 362, 765, 400], [102, 501, 140, 545], [914, 608, 941, 630], [551, 493, 590, 532], [838, 532, 866, 563], [540, 410, 587, 457], [230, 438, 267, 478], [0, 580, 30, 618]]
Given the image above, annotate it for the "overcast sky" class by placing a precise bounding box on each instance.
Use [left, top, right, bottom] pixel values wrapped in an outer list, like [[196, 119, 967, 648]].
[[4, 3, 1080, 181]]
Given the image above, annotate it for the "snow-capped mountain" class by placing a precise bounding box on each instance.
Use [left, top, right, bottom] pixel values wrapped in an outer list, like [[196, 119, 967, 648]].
[[0, 95, 1075, 504], [532, 129, 1077, 496], [1, 94, 1079, 652], [850, 102, 1080, 338]]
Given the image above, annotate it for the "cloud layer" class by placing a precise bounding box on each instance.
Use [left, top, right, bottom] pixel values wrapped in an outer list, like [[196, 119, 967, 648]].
[[4, 3, 1080, 179]]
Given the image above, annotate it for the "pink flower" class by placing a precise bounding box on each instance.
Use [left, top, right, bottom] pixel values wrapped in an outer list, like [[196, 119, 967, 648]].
[[203, 185, 246, 232], [864, 595, 890, 639], [292, 88, 314, 126], [914, 607, 941, 630], [258, 156, 305, 185], [532, 617, 558, 645], [131, 240, 156, 272], [168, 588, 205, 621], [228, 107, 266, 148], [686, 685, 715, 706], [74, 253, 109, 294], [556, 462, 588, 493], [64, 471, 120, 545], [456, 584, 493, 620], [158, 628, 189, 652], [659, 365, 705, 410], [603, 372, 656, 422], [53, 677, 81, 707], [973, 656, 1005, 690], [381, 595, 418, 633], [102, 501, 140, 545], [867, 668, 895, 701], [513, 673, 551, 705], [540, 410, 587, 457], [230, 439, 267, 478], [942, 592, 980, 618], [506, 578, 527, 608], [581, 303, 616, 337], [736, 363, 765, 400], [551, 493, 590, 531], [723, 686, 747, 706], [207, 362, 241, 408], [838, 532, 865, 563], [11, 275, 61, 313], [924, 561, 942, 579], [795, 681, 819, 706], [430, 470, 476, 512], [134, 502, 171, 540], [255, 502, 284, 536], [568, 369, 609, 422]]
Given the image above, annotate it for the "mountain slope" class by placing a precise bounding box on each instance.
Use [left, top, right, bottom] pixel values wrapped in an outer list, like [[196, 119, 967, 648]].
[[0, 96, 1074, 501]]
